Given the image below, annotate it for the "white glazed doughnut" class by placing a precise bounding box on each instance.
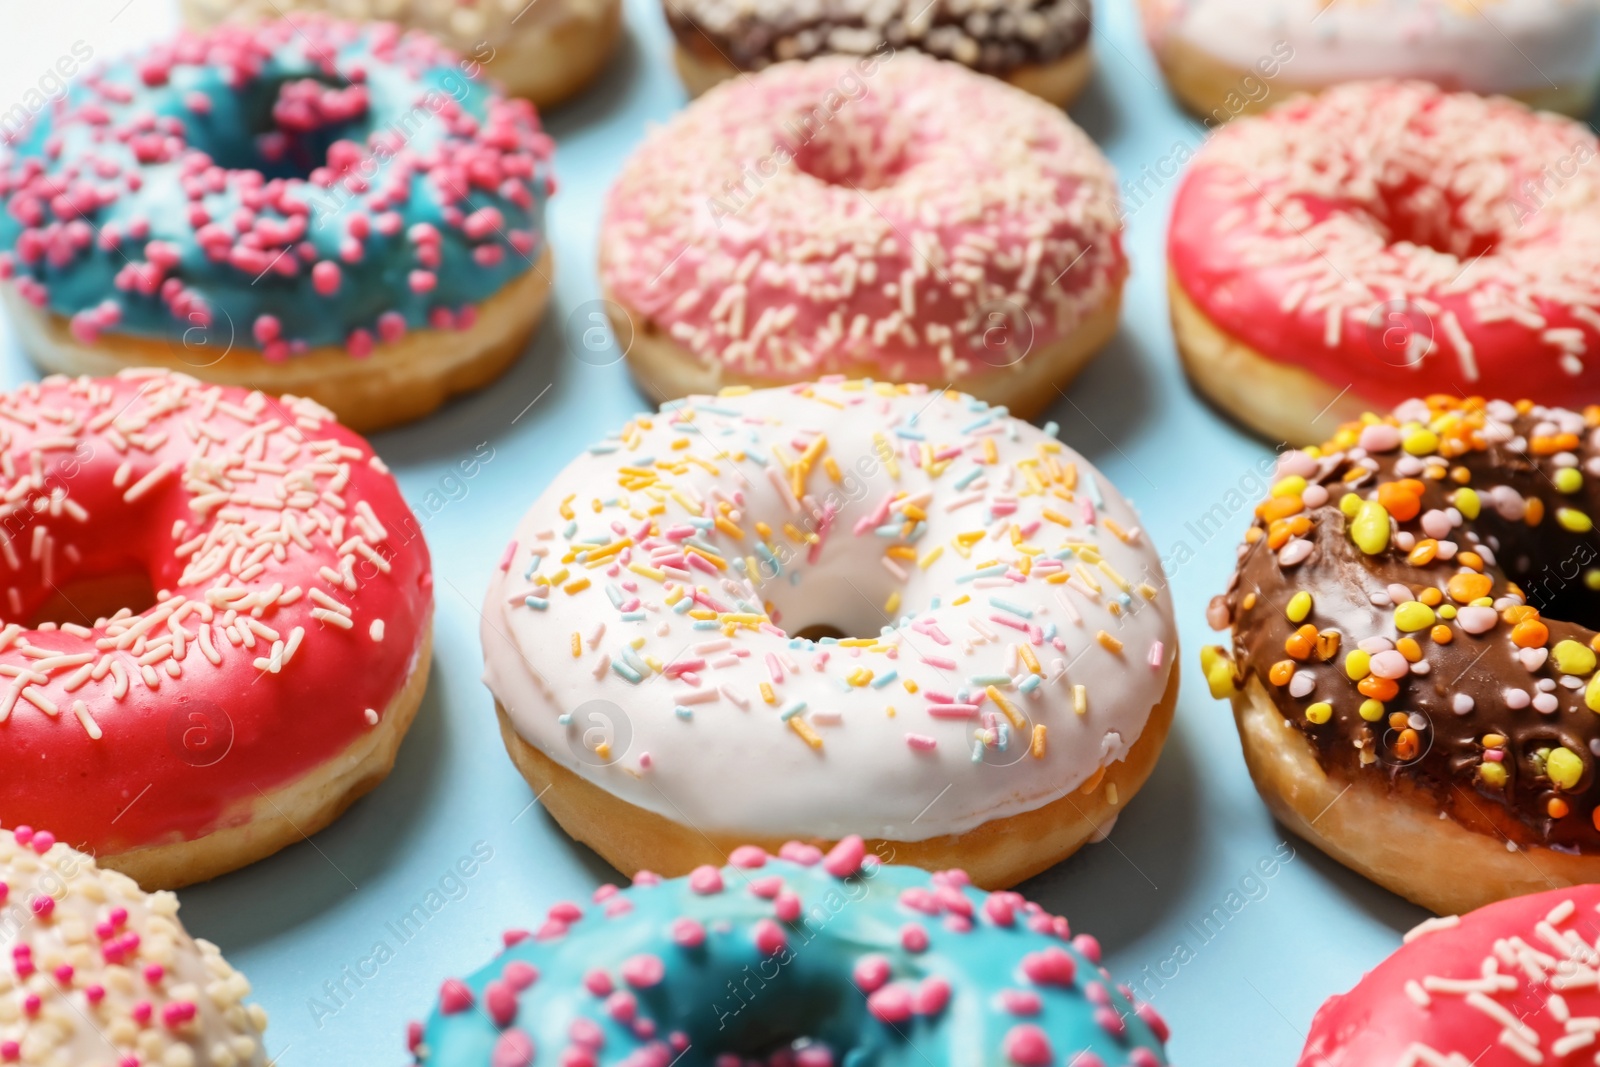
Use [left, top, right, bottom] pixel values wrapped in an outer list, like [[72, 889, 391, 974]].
[[480, 379, 1179, 889], [1140, 0, 1600, 120], [0, 824, 267, 1066]]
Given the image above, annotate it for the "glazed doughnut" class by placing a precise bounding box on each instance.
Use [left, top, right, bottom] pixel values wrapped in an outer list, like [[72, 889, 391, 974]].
[[1300, 884, 1600, 1067], [405, 838, 1172, 1067], [1206, 396, 1600, 916], [598, 53, 1125, 418], [179, 0, 622, 109], [0, 823, 268, 1066], [1168, 81, 1600, 447], [1140, 0, 1600, 120], [665, 0, 1094, 106], [0, 17, 555, 433], [480, 379, 1177, 890], [0, 371, 432, 890]]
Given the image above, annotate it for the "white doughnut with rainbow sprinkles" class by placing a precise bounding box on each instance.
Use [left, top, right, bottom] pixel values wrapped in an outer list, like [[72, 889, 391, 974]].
[[480, 379, 1178, 889]]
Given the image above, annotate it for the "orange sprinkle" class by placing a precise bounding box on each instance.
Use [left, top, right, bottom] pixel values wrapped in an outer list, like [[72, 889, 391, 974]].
[[1511, 619, 1550, 648], [1388, 712, 1409, 730], [1377, 480, 1423, 522], [1503, 604, 1539, 624], [1418, 587, 1443, 607], [1448, 572, 1492, 603], [1457, 551, 1484, 571], [1549, 797, 1571, 819], [1396, 638, 1422, 663], [1359, 676, 1400, 702], [1525, 498, 1545, 526], [1406, 540, 1438, 566], [1269, 660, 1295, 686], [1393, 729, 1420, 762], [1431, 624, 1454, 644], [1255, 496, 1304, 522]]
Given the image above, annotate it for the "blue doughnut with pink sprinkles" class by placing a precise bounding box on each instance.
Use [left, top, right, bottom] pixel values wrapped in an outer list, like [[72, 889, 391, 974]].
[[406, 838, 1169, 1067], [0, 16, 552, 390]]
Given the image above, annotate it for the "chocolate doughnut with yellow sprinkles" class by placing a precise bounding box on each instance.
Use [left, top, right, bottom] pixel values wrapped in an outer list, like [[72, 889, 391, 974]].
[[1206, 396, 1600, 915]]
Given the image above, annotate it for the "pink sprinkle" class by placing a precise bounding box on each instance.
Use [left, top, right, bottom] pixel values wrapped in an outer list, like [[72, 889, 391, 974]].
[[913, 976, 951, 1016], [867, 984, 913, 1023], [1072, 934, 1102, 963], [161, 1001, 196, 1028], [582, 969, 613, 996], [498, 540, 518, 571], [621, 954, 665, 988], [906, 732, 938, 750], [27, 831, 52, 855], [671, 918, 706, 948], [985, 893, 1017, 927], [999, 989, 1042, 1015], [1021, 947, 1076, 987], [31, 896, 54, 919], [1003, 1024, 1054, 1066], [491, 1030, 535, 1067], [1136, 1001, 1170, 1043], [853, 954, 891, 993], [548, 902, 584, 923], [503, 961, 538, 990], [1095, 1006, 1126, 1037], [754, 918, 787, 956], [900, 923, 929, 952], [779, 842, 823, 866], [775, 890, 802, 923], [823, 836, 865, 878], [688, 866, 724, 895], [439, 978, 475, 1014], [485, 980, 518, 1026], [252, 314, 281, 345], [409, 269, 437, 293], [729, 845, 767, 868], [312, 260, 342, 295]]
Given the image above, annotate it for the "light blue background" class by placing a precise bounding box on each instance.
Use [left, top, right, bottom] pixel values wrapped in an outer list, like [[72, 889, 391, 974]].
[[0, 1, 1435, 1063]]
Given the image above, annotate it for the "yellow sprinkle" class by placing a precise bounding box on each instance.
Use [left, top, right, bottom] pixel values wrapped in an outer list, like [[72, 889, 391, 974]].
[[670, 437, 689, 450], [902, 679, 918, 693], [1351, 500, 1391, 555], [985, 685, 1025, 729], [1072, 684, 1088, 716], [582, 538, 632, 565], [1587, 673, 1600, 713], [1479, 762, 1508, 789], [1043, 509, 1073, 527], [1345, 650, 1371, 680], [563, 577, 591, 595], [1097, 560, 1131, 593], [884, 591, 902, 616], [1139, 583, 1159, 601], [1558, 508, 1594, 533], [919, 546, 944, 570], [789, 717, 824, 750], [594, 742, 610, 761], [1359, 699, 1385, 722], [1453, 486, 1481, 520], [1106, 783, 1119, 806], [1553, 639, 1597, 676], [1393, 602, 1436, 632], [1286, 591, 1312, 623], [847, 668, 873, 687], [1549, 747, 1584, 790], [1556, 467, 1584, 494], [627, 561, 666, 582], [1096, 630, 1123, 653], [1271, 475, 1307, 498], [951, 594, 970, 606], [1018, 644, 1041, 674], [824, 456, 842, 483], [570, 632, 581, 657], [1200, 646, 1237, 698], [1030, 724, 1047, 759], [714, 517, 745, 541], [1305, 702, 1332, 725], [630, 637, 645, 650], [1402, 427, 1439, 455], [1339, 493, 1362, 518], [559, 494, 576, 520], [760, 682, 776, 705]]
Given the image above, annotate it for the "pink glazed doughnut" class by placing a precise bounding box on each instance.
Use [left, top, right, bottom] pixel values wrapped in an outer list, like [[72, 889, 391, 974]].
[[1167, 80, 1600, 446], [598, 52, 1125, 419]]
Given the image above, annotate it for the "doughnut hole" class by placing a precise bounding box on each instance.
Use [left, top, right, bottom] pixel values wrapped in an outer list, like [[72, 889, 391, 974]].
[[192, 73, 374, 181], [29, 568, 158, 630], [783, 91, 915, 191]]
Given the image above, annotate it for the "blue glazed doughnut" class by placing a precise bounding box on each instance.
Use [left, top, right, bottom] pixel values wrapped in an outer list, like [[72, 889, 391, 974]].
[[0, 16, 555, 430], [406, 838, 1170, 1067]]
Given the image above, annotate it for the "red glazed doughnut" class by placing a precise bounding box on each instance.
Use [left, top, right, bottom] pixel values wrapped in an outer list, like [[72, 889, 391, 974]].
[[0, 371, 431, 889], [1301, 884, 1600, 1066], [1167, 80, 1600, 446]]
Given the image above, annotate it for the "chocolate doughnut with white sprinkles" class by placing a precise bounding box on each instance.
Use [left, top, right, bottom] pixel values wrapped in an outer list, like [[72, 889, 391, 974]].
[[667, 0, 1094, 105]]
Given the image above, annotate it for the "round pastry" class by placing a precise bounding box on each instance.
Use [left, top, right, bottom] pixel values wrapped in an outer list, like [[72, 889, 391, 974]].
[[1168, 80, 1600, 447], [480, 379, 1178, 890], [0, 823, 268, 1066], [0, 17, 555, 433], [1140, 0, 1600, 121], [1299, 884, 1600, 1066], [179, 0, 622, 109], [598, 53, 1125, 418], [0, 371, 432, 890], [405, 838, 1171, 1067], [1206, 395, 1600, 916], [666, 0, 1094, 106]]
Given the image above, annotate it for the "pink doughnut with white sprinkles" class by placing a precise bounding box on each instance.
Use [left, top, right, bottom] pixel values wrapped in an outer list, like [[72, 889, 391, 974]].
[[599, 53, 1125, 416]]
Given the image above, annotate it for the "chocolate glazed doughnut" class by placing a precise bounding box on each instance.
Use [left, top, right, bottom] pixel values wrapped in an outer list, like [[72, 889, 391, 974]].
[[1205, 397, 1600, 915], [665, 0, 1094, 106]]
